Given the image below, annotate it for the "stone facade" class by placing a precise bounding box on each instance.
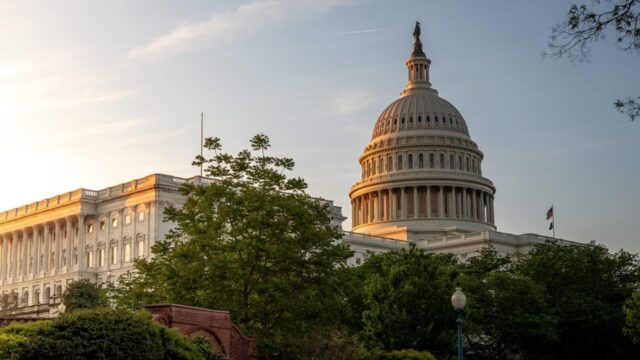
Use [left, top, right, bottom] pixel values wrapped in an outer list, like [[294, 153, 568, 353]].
[[0, 174, 211, 310]]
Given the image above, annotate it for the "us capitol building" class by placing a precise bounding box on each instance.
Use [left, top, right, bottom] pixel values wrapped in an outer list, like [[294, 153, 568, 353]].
[[0, 23, 574, 311]]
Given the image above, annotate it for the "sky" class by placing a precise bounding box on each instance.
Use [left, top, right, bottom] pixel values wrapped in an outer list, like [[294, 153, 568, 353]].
[[0, 0, 638, 252]]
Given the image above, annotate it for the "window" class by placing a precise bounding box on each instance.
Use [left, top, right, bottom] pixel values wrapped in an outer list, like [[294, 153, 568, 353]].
[[440, 154, 445, 169], [111, 218, 118, 228], [111, 246, 118, 265], [401, 117, 405, 124], [472, 158, 476, 174], [427, 115, 431, 123], [435, 116, 439, 123], [418, 115, 422, 122], [419, 154, 424, 168], [366, 161, 370, 177], [408, 154, 413, 169], [138, 211, 145, 222], [138, 241, 144, 259], [397, 155, 403, 170], [86, 249, 92, 267], [458, 155, 463, 170], [100, 221, 105, 231], [429, 153, 435, 168], [88, 224, 94, 233], [387, 156, 393, 171], [125, 214, 131, 225], [450, 154, 454, 169], [98, 248, 105, 267], [372, 159, 376, 175], [124, 243, 131, 262], [466, 158, 470, 172]]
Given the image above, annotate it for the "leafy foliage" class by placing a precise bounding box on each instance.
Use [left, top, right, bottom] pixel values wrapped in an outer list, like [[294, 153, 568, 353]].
[[514, 241, 640, 359], [111, 134, 352, 359], [61, 278, 107, 312], [547, 0, 640, 120], [360, 245, 458, 358], [624, 289, 640, 343], [0, 308, 205, 359], [353, 348, 437, 360]]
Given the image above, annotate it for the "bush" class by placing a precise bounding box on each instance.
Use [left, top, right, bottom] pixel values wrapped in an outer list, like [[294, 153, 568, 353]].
[[61, 278, 107, 312], [0, 308, 208, 360], [354, 348, 437, 360]]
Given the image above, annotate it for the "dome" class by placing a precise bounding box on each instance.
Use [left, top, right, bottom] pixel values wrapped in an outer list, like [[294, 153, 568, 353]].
[[349, 22, 496, 241], [371, 88, 470, 141]]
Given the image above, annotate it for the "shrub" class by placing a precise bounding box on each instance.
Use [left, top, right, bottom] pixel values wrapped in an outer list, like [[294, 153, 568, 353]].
[[0, 308, 207, 360], [354, 348, 437, 360], [61, 278, 107, 312]]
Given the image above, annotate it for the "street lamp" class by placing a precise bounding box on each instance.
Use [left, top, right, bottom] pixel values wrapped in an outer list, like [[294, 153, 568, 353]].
[[451, 287, 467, 360]]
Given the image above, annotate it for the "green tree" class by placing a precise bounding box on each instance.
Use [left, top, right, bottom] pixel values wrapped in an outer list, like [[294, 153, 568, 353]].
[[112, 134, 352, 359], [61, 278, 107, 312], [459, 246, 557, 360], [514, 241, 640, 359], [360, 246, 458, 358], [547, 0, 640, 120], [624, 289, 640, 344]]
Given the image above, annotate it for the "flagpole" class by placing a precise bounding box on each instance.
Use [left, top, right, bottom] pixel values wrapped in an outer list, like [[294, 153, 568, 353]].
[[200, 112, 204, 177], [552, 203, 555, 238]]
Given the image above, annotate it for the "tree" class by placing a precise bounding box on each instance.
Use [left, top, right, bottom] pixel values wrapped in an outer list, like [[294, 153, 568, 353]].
[[514, 241, 640, 359], [624, 289, 640, 343], [547, 0, 640, 120], [360, 246, 459, 358], [459, 246, 557, 360], [61, 278, 107, 312], [112, 134, 353, 359]]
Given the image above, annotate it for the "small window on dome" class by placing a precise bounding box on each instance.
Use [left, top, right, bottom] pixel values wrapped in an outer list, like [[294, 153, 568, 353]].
[[397, 155, 403, 170], [408, 154, 413, 169], [418, 115, 422, 122], [466, 158, 470, 172], [440, 154, 445, 169], [409, 116, 413, 123], [394, 118, 397, 125], [387, 156, 393, 172], [419, 154, 424, 168], [435, 116, 439, 123], [449, 117, 453, 124], [450, 154, 454, 169], [458, 155, 463, 170], [401, 117, 405, 124], [427, 115, 431, 123], [429, 153, 435, 168]]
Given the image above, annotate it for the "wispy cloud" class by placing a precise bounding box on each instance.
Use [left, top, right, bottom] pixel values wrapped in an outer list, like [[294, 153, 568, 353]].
[[332, 90, 370, 115], [129, 0, 359, 58], [333, 29, 380, 36]]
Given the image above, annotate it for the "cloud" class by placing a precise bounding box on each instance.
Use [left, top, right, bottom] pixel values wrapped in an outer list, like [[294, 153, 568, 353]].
[[332, 90, 370, 115], [333, 29, 380, 35], [129, 0, 358, 58]]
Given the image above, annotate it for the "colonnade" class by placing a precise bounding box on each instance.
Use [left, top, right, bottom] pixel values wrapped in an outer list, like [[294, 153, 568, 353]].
[[351, 185, 494, 227]]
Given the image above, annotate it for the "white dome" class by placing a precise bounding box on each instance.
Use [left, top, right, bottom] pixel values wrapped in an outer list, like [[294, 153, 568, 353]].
[[371, 88, 470, 141]]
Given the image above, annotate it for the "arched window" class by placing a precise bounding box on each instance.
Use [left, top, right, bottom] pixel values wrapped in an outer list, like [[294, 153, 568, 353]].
[[458, 155, 463, 170], [418, 115, 422, 122], [435, 116, 439, 123], [450, 154, 454, 169], [440, 154, 445, 169], [397, 155, 403, 170], [472, 158, 476, 174], [408, 154, 413, 169], [419, 154, 424, 168], [387, 156, 393, 171], [429, 153, 435, 168], [409, 116, 413, 123], [372, 159, 376, 175], [427, 115, 431, 123], [378, 156, 383, 173], [366, 161, 371, 177], [466, 157, 470, 172]]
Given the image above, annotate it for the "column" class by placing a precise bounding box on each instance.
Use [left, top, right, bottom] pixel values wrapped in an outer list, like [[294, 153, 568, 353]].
[[390, 190, 396, 220], [377, 191, 383, 221], [489, 196, 494, 224], [451, 187, 457, 219], [78, 215, 85, 268], [426, 186, 432, 218], [21, 229, 28, 277], [438, 187, 444, 218], [65, 217, 72, 270], [54, 222, 61, 271], [461, 188, 467, 219], [479, 192, 486, 221], [471, 190, 477, 220], [11, 232, 18, 279], [369, 194, 374, 223], [44, 225, 51, 274], [413, 187, 419, 219]]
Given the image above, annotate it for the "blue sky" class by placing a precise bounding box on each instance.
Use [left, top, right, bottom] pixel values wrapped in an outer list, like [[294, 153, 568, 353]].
[[1, 0, 638, 252]]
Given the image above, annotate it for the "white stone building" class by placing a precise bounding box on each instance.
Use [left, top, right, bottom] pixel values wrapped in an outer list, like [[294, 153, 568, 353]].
[[0, 174, 211, 308], [0, 23, 578, 309]]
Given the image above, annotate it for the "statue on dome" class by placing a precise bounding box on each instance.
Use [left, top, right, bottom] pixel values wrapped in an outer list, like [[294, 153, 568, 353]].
[[412, 21, 426, 57]]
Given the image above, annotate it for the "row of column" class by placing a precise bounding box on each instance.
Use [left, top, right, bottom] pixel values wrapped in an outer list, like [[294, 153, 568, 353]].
[[0, 215, 84, 282], [351, 185, 494, 227]]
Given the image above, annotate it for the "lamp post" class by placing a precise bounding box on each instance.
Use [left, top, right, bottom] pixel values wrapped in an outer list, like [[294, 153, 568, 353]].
[[451, 287, 467, 360]]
